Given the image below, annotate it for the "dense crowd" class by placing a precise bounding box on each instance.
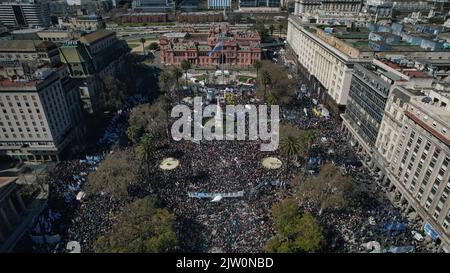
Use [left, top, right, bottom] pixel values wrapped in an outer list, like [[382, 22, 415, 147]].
[[16, 56, 429, 253]]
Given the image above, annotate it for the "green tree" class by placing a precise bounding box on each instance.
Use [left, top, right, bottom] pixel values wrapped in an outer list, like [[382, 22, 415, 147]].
[[255, 22, 270, 42], [253, 60, 262, 79], [266, 93, 278, 106], [261, 70, 272, 101], [102, 76, 127, 111], [294, 163, 354, 215], [94, 196, 177, 253], [269, 24, 275, 36], [258, 60, 296, 105], [140, 37, 146, 54], [279, 130, 302, 189], [159, 72, 171, 95], [148, 42, 159, 51], [266, 199, 325, 253], [126, 125, 140, 144], [160, 95, 172, 138], [136, 133, 153, 177], [180, 59, 191, 88], [84, 149, 138, 198], [171, 66, 182, 91], [278, 24, 284, 38], [128, 102, 167, 137]]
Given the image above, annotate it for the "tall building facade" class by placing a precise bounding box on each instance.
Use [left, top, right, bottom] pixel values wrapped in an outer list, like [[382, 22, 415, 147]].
[[0, 0, 51, 28], [0, 39, 85, 161], [160, 25, 261, 67], [0, 70, 74, 161], [286, 17, 450, 113], [239, 0, 282, 9], [59, 30, 130, 113], [131, 0, 174, 12], [208, 0, 231, 9], [365, 0, 393, 21], [294, 0, 363, 14], [341, 61, 394, 155], [341, 58, 434, 158], [376, 85, 450, 252]]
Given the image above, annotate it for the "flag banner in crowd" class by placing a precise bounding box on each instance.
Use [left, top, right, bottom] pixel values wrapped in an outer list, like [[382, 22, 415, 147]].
[[209, 41, 223, 57], [188, 191, 244, 199]]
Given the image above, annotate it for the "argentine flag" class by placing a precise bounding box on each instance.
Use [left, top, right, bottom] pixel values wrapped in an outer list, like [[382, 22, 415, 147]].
[[209, 41, 223, 57]]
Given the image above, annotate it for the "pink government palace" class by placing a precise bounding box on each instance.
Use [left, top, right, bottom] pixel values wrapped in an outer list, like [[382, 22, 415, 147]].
[[159, 24, 262, 67]]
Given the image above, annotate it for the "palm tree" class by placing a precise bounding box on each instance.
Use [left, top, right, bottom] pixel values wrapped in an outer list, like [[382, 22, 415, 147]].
[[171, 66, 182, 91], [140, 38, 146, 54], [278, 24, 283, 38], [279, 135, 302, 190], [302, 129, 317, 161], [160, 95, 172, 138], [305, 130, 316, 149], [269, 24, 275, 36], [159, 72, 171, 95], [126, 125, 139, 144], [253, 60, 262, 79], [266, 93, 278, 106], [180, 59, 191, 88], [261, 70, 272, 101], [136, 133, 153, 178]]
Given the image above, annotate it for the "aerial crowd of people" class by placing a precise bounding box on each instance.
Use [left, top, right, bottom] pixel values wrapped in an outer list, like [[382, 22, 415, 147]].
[[15, 53, 432, 253]]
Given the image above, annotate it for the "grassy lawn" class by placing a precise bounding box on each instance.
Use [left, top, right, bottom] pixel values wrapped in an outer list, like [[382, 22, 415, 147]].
[[194, 75, 207, 82], [127, 42, 140, 48], [238, 76, 255, 82]]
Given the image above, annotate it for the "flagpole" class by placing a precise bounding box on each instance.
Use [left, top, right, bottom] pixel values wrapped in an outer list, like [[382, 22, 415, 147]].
[[221, 28, 224, 85]]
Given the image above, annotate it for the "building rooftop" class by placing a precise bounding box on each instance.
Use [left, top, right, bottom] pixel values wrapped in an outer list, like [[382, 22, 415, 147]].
[[79, 29, 115, 45], [407, 89, 450, 124], [163, 32, 188, 39], [301, 22, 447, 55], [11, 28, 45, 34], [0, 40, 40, 52]]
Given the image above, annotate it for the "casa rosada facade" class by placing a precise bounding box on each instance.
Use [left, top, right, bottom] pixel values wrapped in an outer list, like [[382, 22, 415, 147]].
[[159, 25, 262, 66]]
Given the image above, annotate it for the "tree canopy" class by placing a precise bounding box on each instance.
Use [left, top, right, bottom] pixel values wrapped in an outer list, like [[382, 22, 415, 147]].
[[84, 149, 138, 198], [279, 124, 315, 160], [94, 196, 178, 253], [148, 42, 159, 51], [266, 199, 325, 253], [294, 163, 355, 214], [257, 61, 296, 104], [128, 101, 168, 137], [102, 76, 128, 111]]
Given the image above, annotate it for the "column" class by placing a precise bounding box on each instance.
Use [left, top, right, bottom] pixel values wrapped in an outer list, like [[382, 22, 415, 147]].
[[7, 198, 20, 222], [15, 191, 26, 212], [0, 207, 12, 232]]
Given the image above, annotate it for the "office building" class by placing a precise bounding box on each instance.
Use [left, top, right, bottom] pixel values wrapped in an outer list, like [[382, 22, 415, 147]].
[[160, 25, 261, 67], [131, 0, 174, 12], [373, 84, 450, 252], [0, 0, 50, 28], [286, 17, 450, 113], [59, 30, 130, 113]]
